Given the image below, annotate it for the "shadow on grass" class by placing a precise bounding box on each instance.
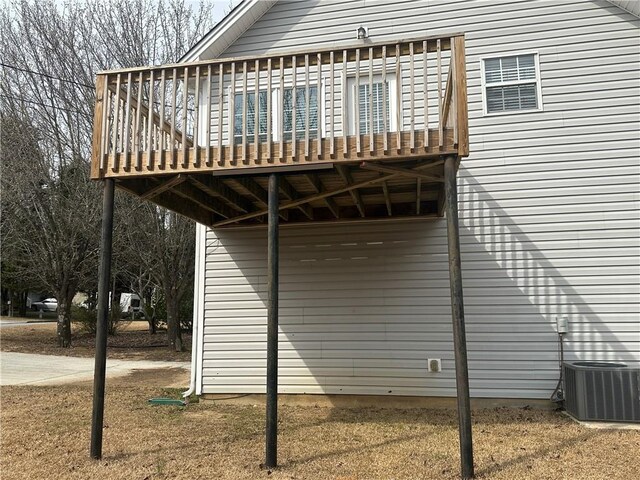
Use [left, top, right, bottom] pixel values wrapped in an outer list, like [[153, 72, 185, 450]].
[[475, 429, 605, 478]]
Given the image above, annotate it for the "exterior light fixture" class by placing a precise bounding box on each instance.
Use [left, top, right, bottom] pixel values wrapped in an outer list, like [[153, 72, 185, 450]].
[[357, 26, 369, 40]]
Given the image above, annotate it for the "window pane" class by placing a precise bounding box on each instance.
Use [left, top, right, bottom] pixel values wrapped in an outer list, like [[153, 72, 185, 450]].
[[358, 81, 389, 134], [500, 57, 519, 82], [283, 86, 318, 140], [234, 93, 244, 138], [518, 55, 536, 80], [484, 58, 502, 83], [486, 83, 537, 113], [234, 91, 268, 144], [485, 54, 536, 83]]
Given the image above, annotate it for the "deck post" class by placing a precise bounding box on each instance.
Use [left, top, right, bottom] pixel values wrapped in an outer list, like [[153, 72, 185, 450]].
[[265, 173, 280, 468], [444, 155, 474, 479], [90, 178, 116, 459]]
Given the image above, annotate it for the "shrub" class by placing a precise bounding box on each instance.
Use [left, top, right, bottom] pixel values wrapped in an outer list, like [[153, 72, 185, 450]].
[[108, 301, 130, 335], [72, 305, 97, 334], [71, 302, 130, 335]]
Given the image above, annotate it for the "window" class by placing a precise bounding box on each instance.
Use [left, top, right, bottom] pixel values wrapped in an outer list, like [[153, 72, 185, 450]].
[[482, 53, 542, 114], [347, 73, 396, 134], [234, 91, 268, 144], [233, 86, 320, 143], [358, 82, 390, 134], [283, 86, 318, 140]]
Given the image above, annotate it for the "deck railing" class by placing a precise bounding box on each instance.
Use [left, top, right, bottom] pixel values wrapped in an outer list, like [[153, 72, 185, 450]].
[[91, 34, 467, 178]]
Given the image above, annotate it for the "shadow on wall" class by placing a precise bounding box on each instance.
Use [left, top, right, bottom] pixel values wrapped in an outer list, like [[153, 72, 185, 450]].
[[202, 170, 637, 398], [459, 166, 639, 367]]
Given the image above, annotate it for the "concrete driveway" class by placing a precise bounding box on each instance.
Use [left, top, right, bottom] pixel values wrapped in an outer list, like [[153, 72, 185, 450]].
[[0, 318, 55, 328], [0, 351, 190, 386]]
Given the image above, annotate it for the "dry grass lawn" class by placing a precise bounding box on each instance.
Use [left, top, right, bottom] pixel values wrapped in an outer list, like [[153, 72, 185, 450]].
[[1, 368, 638, 480], [0, 323, 191, 361]]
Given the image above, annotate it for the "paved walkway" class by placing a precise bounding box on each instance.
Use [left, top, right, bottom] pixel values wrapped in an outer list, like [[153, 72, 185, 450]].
[[0, 351, 190, 386], [0, 318, 56, 328]]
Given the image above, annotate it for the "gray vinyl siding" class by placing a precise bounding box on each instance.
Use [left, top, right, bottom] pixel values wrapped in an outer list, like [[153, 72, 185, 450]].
[[199, 0, 640, 399]]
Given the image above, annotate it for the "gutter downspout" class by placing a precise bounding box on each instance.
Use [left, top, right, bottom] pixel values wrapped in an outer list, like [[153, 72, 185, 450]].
[[183, 223, 204, 398]]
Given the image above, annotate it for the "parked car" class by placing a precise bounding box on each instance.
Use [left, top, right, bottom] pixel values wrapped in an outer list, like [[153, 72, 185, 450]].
[[31, 298, 58, 312]]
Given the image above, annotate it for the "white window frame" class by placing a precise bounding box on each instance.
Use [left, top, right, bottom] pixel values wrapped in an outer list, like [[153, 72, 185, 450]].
[[279, 83, 323, 141], [229, 78, 325, 143], [480, 51, 543, 117], [345, 70, 398, 135], [231, 88, 273, 144]]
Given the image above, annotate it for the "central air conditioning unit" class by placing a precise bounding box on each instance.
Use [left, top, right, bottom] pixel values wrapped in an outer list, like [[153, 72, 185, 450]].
[[563, 361, 640, 423]]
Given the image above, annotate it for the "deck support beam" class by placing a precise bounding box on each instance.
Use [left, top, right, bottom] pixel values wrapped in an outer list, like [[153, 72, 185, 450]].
[[265, 173, 280, 469], [90, 178, 115, 460], [444, 155, 474, 479]]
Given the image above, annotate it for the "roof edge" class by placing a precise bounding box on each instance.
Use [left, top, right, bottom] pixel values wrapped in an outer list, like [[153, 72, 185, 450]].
[[179, 0, 277, 63], [606, 0, 640, 18]]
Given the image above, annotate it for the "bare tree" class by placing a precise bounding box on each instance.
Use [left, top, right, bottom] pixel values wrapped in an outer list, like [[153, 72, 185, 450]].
[[0, 0, 215, 347], [121, 204, 195, 351], [1, 114, 102, 345]]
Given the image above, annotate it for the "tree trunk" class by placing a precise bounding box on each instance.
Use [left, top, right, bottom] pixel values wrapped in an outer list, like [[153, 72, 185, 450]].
[[56, 288, 76, 347], [57, 296, 72, 347], [147, 315, 157, 334], [18, 290, 28, 317], [8, 289, 13, 317], [144, 291, 156, 334], [166, 296, 183, 352]]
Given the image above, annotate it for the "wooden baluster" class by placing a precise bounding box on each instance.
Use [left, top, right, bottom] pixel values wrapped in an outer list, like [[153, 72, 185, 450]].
[[217, 63, 224, 166], [118, 92, 125, 161], [279, 57, 284, 162], [395, 43, 402, 153], [267, 58, 272, 162], [409, 42, 415, 152], [158, 70, 166, 168], [193, 66, 201, 167], [423, 40, 429, 149], [111, 73, 121, 172], [123, 72, 133, 169], [317, 52, 322, 160], [304, 54, 310, 160], [142, 115, 147, 157], [205, 65, 212, 167], [182, 66, 189, 167], [369, 47, 374, 155], [133, 73, 142, 163], [229, 62, 235, 165], [170, 68, 177, 168], [453, 35, 468, 157], [382, 46, 388, 153], [147, 70, 155, 169], [329, 51, 335, 157], [291, 55, 297, 161], [242, 61, 248, 164], [342, 49, 348, 156], [437, 39, 443, 149], [254, 59, 260, 164], [100, 76, 110, 172], [451, 37, 458, 147], [355, 48, 360, 155]]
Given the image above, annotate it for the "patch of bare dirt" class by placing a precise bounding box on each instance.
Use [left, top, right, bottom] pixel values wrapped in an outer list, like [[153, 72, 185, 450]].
[[1, 370, 638, 480], [0, 323, 191, 362]]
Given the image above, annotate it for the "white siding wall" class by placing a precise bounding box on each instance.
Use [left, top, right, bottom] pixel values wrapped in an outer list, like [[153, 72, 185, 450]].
[[199, 0, 640, 399]]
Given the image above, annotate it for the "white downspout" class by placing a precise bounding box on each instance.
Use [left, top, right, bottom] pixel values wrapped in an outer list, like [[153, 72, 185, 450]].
[[183, 222, 205, 398]]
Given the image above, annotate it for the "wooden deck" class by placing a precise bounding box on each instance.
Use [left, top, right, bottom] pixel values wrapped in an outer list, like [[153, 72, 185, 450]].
[[91, 34, 468, 227]]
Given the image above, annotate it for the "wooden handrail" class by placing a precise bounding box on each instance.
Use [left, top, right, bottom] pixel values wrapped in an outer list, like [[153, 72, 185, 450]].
[[98, 32, 462, 77], [91, 33, 468, 179]]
